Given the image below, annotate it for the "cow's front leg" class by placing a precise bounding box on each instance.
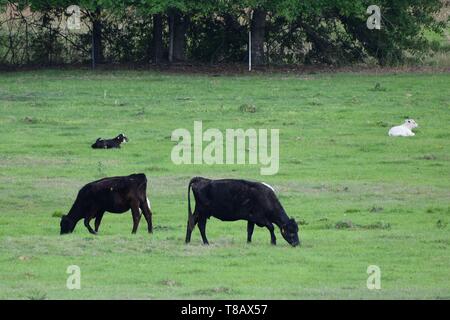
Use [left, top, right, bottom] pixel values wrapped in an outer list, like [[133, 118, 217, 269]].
[[198, 217, 209, 245], [266, 223, 276, 245], [130, 202, 141, 234], [94, 211, 105, 233], [247, 221, 255, 243], [84, 217, 97, 235]]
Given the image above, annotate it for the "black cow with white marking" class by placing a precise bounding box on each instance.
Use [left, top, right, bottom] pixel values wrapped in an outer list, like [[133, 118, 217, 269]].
[[91, 133, 128, 149], [60, 173, 153, 235], [185, 177, 300, 246]]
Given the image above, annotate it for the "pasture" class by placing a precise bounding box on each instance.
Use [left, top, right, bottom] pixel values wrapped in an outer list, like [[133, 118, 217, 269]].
[[0, 69, 449, 299]]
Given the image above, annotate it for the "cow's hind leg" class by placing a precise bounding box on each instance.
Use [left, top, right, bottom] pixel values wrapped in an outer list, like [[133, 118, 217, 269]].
[[247, 221, 255, 243], [130, 201, 142, 234], [185, 211, 199, 243], [197, 216, 209, 245], [140, 198, 153, 233], [94, 210, 105, 233], [266, 223, 276, 245]]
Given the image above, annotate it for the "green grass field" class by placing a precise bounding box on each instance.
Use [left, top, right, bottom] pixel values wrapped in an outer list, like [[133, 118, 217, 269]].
[[0, 69, 449, 299]]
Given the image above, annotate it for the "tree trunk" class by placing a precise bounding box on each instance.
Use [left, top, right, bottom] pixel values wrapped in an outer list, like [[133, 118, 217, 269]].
[[42, 13, 52, 65], [92, 7, 103, 66], [250, 9, 266, 66], [169, 11, 189, 62], [168, 13, 174, 62], [151, 14, 163, 64]]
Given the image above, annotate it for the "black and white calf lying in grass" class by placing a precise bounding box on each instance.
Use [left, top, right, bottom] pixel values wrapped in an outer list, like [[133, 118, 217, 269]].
[[91, 133, 129, 149]]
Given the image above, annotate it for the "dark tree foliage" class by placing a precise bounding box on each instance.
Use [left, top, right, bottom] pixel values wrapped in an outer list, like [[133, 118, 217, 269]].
[[188, 11, 248, 63], [0, 0, 447, 67]]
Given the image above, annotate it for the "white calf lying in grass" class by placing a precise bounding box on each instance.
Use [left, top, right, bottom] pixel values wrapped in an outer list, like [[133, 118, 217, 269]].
[[388, 119, 418, 137]]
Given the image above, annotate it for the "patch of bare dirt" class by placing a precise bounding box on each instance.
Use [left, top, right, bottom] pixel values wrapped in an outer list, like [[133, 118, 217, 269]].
[[2, 63, 449, 75]]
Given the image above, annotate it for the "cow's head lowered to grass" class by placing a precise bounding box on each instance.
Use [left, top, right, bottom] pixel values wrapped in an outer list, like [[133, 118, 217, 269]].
[[60, 215, 75, 234], [281, 218, 300, 247]]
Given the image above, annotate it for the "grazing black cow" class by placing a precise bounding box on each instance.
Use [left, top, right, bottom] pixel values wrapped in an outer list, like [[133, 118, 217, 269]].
[[91, 133, 128, 149], [185, 177, 300, 246], [60, 173, 153, 235]]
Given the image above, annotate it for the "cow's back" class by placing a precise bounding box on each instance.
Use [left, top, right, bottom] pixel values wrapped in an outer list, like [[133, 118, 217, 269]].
[[76, 173, 147, 203], [192, 178, 281, 221]]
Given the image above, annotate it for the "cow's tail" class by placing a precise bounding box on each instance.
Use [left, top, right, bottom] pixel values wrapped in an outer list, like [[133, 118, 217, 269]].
[[187, 178, 194, 230], [187, 177, 201, 230]]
